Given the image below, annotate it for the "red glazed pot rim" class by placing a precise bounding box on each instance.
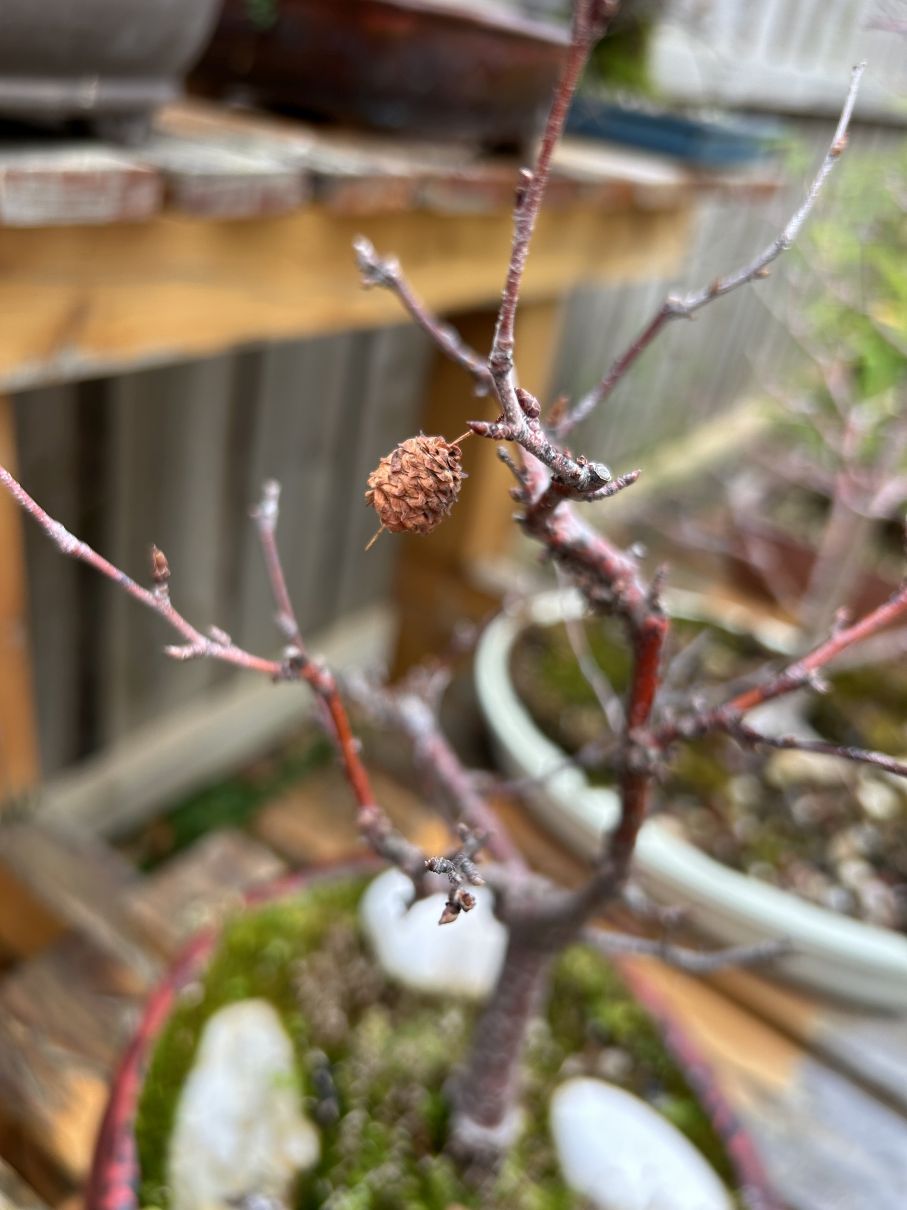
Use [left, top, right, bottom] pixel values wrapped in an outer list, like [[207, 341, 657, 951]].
[[86, 859, 779, 1210]]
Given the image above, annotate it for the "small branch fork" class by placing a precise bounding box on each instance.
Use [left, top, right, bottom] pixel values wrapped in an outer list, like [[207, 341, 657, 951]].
[[657, 579, 907, 755], [343, 665, 527, 871], [556, 60, 867, 437], [0, 465, 433, 885]]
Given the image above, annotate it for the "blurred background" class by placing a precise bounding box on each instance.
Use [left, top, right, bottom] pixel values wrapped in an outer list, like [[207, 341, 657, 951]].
[[1, 3, 907, 1206], [2, 0, 904, 812]]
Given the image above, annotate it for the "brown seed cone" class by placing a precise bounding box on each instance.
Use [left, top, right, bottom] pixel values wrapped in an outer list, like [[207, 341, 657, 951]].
[[365, 434, 465, 535]]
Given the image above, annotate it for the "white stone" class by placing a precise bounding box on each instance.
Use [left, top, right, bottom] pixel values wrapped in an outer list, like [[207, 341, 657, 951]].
[[168, 999, 320, 1210], [359, 867, 508, 999], [550, 1077, 733, 1210]]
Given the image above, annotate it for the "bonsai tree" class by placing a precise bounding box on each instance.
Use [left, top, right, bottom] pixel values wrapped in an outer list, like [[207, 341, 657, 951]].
[[0, 0, 897, 1197]]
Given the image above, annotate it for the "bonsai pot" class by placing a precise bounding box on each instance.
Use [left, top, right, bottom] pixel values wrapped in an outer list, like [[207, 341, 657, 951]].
[[0, 0, 221, 142], [475, 589, 907, 1011], [86, 861, 778, 1209], [191, 0, 570, 151]]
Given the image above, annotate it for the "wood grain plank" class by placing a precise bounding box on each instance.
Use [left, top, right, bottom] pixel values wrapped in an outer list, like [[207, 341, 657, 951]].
[[0, 397, 39, 804], [12, 386, 82, 774], [0, 821, 144, 966], [0, 932, 155, 1196], [0, 147, 161, 227], [0, 203, 691, 393], [0, 1158, 47, 1210], [101, 356, 237, 742]]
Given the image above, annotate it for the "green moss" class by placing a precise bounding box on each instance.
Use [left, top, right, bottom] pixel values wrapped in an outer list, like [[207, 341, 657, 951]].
[[136, 877, 739, 1208]]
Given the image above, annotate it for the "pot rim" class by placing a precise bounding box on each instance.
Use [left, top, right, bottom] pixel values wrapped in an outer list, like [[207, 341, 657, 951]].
[[474, 587, 907, 1010], [86, 853, 777, 1210]]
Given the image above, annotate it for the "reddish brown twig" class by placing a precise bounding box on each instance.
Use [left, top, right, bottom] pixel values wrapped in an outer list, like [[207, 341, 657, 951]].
[[0, 463, 428, 885], [557, 60, 867, 437], [658, 580, 907, 747], [490, 1, 619, 383]]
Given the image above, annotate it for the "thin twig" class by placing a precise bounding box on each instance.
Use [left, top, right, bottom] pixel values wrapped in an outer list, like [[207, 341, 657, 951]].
[[557, 61, 867, 437], [583, 927, 792, 974], [556, 568, 625, 734], [354, 235, 493, 393], [251, 479, 305, 646], [728, 722, 907, 781], [658, 579, 907, 746], [0, 464, 430, 888], [343, 670, 527, 870]]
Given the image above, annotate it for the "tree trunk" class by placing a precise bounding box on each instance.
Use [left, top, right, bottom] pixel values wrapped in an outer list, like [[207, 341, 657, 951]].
[[447, 926, 556, 1176]]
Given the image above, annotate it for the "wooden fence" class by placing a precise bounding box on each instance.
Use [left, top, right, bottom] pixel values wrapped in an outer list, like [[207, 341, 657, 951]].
[[652, 0, 907, 119], [13, 325, 432, 777], [11, 112, 905, 782], [549, 117, 907, 467]]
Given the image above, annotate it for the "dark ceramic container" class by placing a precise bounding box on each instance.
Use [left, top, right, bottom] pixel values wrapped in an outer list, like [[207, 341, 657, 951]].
[[192, 0, 570, 151]]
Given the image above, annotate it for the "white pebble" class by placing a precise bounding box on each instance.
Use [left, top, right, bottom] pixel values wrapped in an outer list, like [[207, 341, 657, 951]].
[[168, 999, 320, 1210], [359, 867, 508, 999], [550, 1078, 732, 1210]]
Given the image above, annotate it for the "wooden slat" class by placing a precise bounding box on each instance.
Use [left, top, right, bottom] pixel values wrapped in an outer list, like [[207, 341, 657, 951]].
[[0, 397, 39, 804], [232, 334, 356, 655], [0, 203, 692, 393], [0, 931, 155, 1197], [0, 1159, 47, 1210], [127, 829, 287, 959], [102, 356, 237, 743], [0, 147, 161, 227], [12, 386, 82, 774], [0, 820, 144, 966]]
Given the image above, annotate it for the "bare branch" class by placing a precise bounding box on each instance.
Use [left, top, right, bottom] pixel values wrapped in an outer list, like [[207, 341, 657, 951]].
[[354, 235, 493, 393], [557, 568, 625, 735], [343, 669, 527, 870], [659, 579, 907, 746], [489, 2, 619, 390], [0, 463, 430, 890], [728, 722, 907, 781], [251, 479, 305, 646], [557, 61, 867, 436], [582, 927, 792, 974]]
